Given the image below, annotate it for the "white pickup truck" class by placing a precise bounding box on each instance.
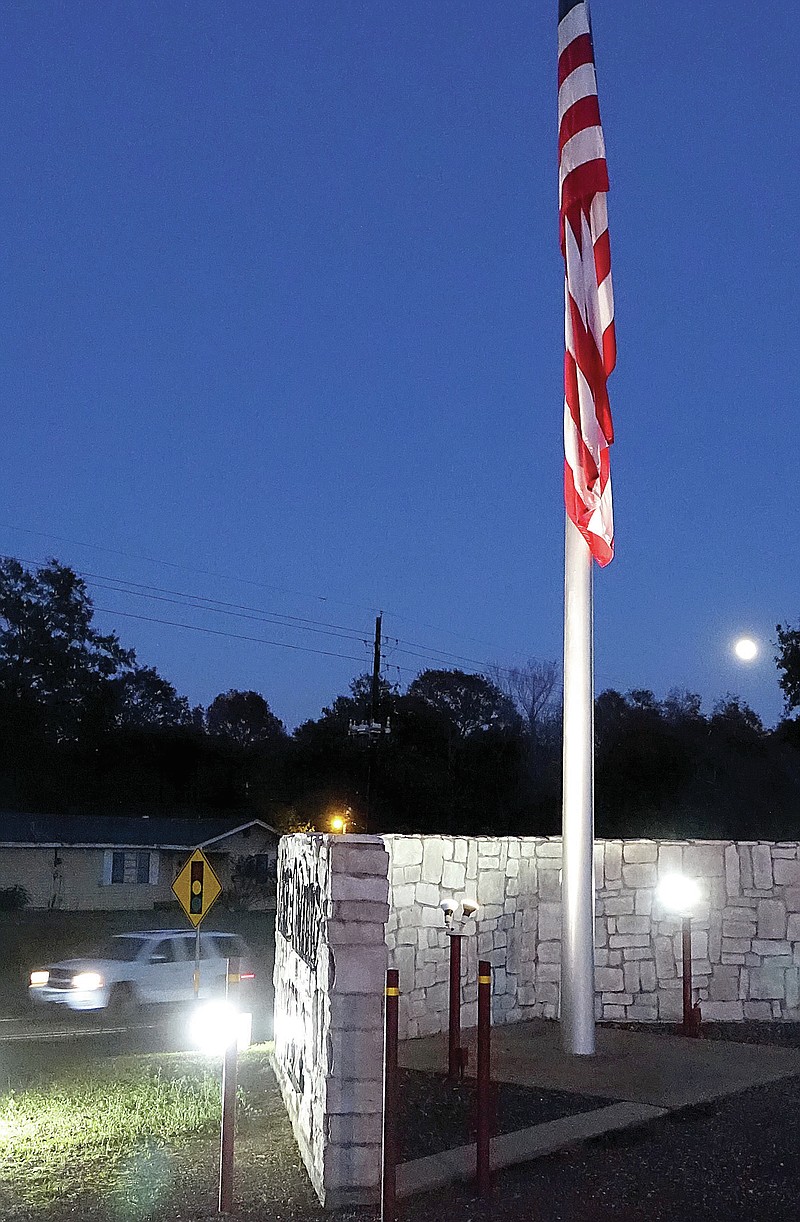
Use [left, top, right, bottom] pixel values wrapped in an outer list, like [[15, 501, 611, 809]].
[[29, 929, 255, 1015]]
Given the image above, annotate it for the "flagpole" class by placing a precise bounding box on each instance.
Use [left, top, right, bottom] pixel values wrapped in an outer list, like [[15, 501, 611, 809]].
[[561, 512, 596, 1055]]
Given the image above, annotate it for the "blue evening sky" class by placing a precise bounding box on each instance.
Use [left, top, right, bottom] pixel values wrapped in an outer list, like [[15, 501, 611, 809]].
[[1, 1, 797, 730]]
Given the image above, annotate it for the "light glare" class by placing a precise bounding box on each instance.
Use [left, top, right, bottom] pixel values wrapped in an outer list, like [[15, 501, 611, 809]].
[[189, 1001, 252, 1054], [30, 970, 49, 986], [72, 971, 104, 990], [657, 873, 701, 916]]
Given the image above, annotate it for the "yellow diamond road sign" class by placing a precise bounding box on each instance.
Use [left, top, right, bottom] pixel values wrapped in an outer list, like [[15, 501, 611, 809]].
[[172, 848, 222, 927]]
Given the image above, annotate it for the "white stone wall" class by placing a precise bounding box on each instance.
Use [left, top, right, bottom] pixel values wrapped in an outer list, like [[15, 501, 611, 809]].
[[271, 834, 389, 1208], [382, 835, 800, 1034]]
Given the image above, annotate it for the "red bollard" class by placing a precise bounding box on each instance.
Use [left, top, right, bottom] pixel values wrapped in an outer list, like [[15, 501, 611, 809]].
[[382, 968, 399, 1222], [448, 932, 463, 1080], [476, 960, 491, 1197], [681, 917, 701, 1037], [218, 956, 240, 1214]]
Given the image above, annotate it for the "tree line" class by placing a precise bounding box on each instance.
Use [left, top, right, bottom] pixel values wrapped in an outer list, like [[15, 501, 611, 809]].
[[2, 556, 800, 840]]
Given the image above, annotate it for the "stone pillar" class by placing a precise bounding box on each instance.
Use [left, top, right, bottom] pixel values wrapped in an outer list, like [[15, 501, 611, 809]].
[[271, 833, 389, 1209]]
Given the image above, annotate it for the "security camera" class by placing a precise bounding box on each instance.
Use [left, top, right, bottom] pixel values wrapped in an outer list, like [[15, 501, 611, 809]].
[[461, 900, 479, 918]]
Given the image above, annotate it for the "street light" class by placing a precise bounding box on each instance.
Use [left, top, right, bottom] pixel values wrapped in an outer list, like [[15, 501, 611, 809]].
[[657, 873, 702, 1038], [441, 899, 479, 1080]]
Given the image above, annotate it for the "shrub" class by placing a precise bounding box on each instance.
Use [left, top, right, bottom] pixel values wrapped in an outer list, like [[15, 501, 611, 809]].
[[0, 885, 29, 911]]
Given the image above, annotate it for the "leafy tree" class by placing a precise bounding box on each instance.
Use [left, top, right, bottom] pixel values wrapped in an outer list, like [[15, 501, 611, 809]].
[[110, 665, 199, 730], [206, 689, 286, 748], [0, 557, 133, 740], [406, 669, 519, 738], [776, 622, 800, 715]]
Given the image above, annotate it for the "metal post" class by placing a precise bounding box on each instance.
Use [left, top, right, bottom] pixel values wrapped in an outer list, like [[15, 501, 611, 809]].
[[382, 969, 399, 1222], [218, 956, 240, 1214], [476, 960, 491, 1197], [561, 514, 596, 1055], [681, 917, 700, 1037], [194, 925, 201, 998], [447, 933, 463, 1081]]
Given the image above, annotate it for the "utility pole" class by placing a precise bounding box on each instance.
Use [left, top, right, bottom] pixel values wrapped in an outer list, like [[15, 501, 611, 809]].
[[365, 614, 382, 833]]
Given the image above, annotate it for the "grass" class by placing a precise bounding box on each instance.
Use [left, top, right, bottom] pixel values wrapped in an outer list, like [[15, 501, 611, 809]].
[[0, 1049, 269, 1218]]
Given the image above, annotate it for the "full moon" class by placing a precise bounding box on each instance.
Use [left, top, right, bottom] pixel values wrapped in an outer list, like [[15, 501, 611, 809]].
[[734, 637, 758, 662]]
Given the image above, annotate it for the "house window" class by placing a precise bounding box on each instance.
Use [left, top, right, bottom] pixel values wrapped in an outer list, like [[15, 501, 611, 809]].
[[104, 851, 159, 885]]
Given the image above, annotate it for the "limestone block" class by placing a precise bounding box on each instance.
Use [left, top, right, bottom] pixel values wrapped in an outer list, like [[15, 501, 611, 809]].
[[749, 965, 786, 1000], [595, 966, 624, 991], [773, 845, 798, 857], [774, 859, 800, 887], [635, 889, 654, 917], [738, 845, 753, 890], [785, 889, 800, 912], [421, 840, 446, 885], [757, 899, 786, 940], [330, 875, 389, 903], [602, 992, 634, 1006], [508, 840, 521, 859], [608, 950, 623, 966], [392, 884, 416, 909], [788, 914, 800, 941], [327, 922, 386, 946], [536, 839, 563, 858], [622, 862, 657, 889], [603, 1004, 627, 1019], [604, 841, 622, 880], [655, 935, 675, 979], [708, 966, 739, 1002], [623, 947, 655, 961], [691, 929, 708, 960], [752, 940, 792, 956], [328, 1028, 384, 1079], [537, 963, 561, 983], [617, 915, 652, 935], [536, 982, 560, 1007], [400, 866, 422, 885], [721, 953, 746, 965], [441, 840, 454, 861], [326, 1078, 384, 1115], [494, 931, 508, 949], [785, 968, 800, 1010], [701, 1000, 744, 1021], [722, 918, 756, 939], [594, 842, 605, 887], [752, 844, 773, 890], [477, 870, 505, 906], [396, 928, 417, 947], [595, 948, 610, 967], [623, 961, 640, 993], [538, 902, 561, 941], [414, 882, 440, 907], [682, 843, 724, 879], [327, 1112, 383, 1146], [539, 870, 561, 902], [627, 1004, 658, 1022], [595, 919, 608, 948], [506, 858, 520, 878], [453, 839, 468, 863], [744, 1001, 773, 1020], [657, 843, 683, 877], [658, 989, 683, 1020], [723, 844, 741, 897], [604, 896, 635, 916], [640, 960, 657, 991], [466, 841, 478, 880], [334, 847, 389, 878], [609, 934, 650, 949], [623, 841, 657, 863], [538, 940, 561, 963], [722, 937, 752, 954], [479, 839, 501, 858]]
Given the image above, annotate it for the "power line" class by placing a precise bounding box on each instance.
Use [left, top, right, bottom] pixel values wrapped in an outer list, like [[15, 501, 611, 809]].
[[91, 606, 370, 664]]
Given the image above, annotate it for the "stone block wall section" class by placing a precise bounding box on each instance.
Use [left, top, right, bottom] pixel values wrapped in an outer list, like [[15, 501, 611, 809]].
[[381, 836, 800, 1032], [271, 834, 388, 1209]]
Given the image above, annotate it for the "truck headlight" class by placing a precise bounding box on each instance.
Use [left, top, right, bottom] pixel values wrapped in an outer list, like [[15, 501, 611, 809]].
[[30, 970, 49, 987], [71, 972, 104, 991]]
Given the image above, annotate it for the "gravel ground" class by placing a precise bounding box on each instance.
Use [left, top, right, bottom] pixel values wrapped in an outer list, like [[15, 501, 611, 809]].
[[7, 1024, 800, 1221], [398, 1068, 608, 1161]]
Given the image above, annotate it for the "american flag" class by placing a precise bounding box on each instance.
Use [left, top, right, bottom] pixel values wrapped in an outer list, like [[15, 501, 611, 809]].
[[558, 0, 616, 566]]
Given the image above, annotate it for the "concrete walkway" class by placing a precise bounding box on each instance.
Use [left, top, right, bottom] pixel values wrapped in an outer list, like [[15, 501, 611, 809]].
[[396, 1022, 800, 1197], [400, 1019, 800, 1109]]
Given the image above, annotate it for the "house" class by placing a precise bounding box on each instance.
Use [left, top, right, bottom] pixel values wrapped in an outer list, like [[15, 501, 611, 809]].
[[0, 812, 279, 911]]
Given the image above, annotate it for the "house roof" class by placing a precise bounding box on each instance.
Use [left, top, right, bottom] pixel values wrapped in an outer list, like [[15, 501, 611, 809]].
[[0, 813, 278, 850]]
